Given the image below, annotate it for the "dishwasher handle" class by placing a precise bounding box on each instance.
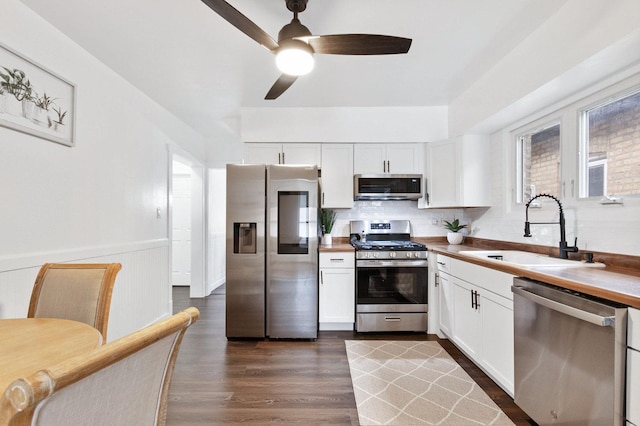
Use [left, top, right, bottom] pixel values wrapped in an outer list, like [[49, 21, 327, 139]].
[[512, 285, 615, 327]]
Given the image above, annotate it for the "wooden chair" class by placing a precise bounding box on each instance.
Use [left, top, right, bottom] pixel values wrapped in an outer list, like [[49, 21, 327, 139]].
[[0, 307, 199, 426], [28, 263, 122, 341]]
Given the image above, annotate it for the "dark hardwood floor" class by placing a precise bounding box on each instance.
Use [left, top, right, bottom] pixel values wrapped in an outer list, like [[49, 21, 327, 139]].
[[167, 286, 533, 425]]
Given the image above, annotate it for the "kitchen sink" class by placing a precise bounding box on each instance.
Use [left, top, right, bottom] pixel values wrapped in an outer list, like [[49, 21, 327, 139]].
[[458, 250, 605, 268]]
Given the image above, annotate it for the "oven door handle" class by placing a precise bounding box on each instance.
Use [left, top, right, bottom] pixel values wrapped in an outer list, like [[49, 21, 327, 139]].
[[356, 260, 429, 267], [512, 285, 615, 327]]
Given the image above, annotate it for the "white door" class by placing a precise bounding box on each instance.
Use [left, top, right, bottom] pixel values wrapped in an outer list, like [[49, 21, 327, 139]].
[[172, 162, 192, 286]]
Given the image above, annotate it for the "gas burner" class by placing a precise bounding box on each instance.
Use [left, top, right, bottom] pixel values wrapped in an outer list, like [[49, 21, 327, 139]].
[[351, 240, 426, 251]]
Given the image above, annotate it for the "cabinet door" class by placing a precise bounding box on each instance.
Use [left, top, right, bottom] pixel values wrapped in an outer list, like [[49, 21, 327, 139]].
[[437, 271, 453, 338], [386, 144, 423, 174], [353, 144, 386, 174], [319, 268, 355, 323], [479, 291, 514, 395], [628, 348, 640, 425], [452, 278, 481, 359], [321, 144, 354, 208], [283, 143, 321, 166], [243, 143, 283, 164], [425, 139, 458, 207]]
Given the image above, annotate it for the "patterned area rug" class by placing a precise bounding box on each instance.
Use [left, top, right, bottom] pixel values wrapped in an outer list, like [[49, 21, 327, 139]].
[[345, 340, 515, 425]]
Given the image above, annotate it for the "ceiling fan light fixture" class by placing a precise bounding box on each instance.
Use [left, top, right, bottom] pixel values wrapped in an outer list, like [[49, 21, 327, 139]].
[[275, 40, 314, 76]]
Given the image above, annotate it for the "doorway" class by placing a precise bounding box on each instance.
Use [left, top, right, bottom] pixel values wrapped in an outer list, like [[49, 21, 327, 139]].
[[170, 153, 206, 298]]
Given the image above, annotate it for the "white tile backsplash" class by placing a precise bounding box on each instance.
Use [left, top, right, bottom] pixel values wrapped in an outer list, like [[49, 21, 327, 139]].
[[331, 201, 466, 238]]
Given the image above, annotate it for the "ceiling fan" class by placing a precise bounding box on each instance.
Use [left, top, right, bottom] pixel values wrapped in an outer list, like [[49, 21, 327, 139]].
[[201, 0, 412, 99]]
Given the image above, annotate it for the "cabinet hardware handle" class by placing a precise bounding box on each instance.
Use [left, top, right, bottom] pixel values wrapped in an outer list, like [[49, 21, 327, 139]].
[[435, 273, 439, 287], [384, 317, 401, 322], [571, 179, 575, 197], [322, 192, 325, 205], [329, 258, 344, 262], [282, 152, 285, 164], [320, 270, 323, 284], [437, 261, 446, 266], [471, 289, 474, 308]]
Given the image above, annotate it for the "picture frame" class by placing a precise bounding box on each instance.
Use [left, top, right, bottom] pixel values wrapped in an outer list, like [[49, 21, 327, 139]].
[[0, 42, 76, 147]]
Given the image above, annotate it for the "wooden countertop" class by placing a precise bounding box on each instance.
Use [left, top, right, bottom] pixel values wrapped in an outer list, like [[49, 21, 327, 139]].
[[429, 243, 640, 309], [317, 236, 640, 308], [319, 237, 354, 253], [319, 243, 354, 253]]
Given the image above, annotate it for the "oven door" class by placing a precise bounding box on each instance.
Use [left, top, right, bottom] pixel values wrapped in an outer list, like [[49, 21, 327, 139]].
[[356, 259, 428, 312]]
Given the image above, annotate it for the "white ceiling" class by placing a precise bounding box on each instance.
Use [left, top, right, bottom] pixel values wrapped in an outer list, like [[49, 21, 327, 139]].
[[20, 0, 566, 139]]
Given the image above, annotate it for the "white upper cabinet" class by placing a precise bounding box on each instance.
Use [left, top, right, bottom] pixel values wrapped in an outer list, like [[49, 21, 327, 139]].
[[243, 143, 321, 166], [422, 135, 491, 208], [320, 144, 354, 209], [353, 143, 423, 174]]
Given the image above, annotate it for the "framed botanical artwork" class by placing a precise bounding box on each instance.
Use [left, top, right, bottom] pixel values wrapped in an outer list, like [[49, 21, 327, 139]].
[[0, 42, 76, 147]]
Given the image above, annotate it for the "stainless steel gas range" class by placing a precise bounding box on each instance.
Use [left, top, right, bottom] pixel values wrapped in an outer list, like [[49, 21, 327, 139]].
[[350, 220, 428, 332]]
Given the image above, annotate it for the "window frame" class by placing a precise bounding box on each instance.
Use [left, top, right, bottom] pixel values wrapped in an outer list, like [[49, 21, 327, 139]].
[[509, 72, 640, 210], [512, 117, 563, 205], [577, 86, 640, 199]]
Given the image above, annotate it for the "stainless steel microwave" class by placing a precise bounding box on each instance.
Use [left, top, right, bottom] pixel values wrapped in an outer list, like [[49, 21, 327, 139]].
[[354, 174, 423, 200]]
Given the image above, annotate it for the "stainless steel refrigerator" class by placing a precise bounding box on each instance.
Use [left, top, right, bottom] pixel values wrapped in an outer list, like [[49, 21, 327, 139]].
[[226, 164, 319, 339]]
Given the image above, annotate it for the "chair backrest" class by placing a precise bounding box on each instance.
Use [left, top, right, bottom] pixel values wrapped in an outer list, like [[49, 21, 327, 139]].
[[28, 263, 122, 341], [0, 307, 199, 426]]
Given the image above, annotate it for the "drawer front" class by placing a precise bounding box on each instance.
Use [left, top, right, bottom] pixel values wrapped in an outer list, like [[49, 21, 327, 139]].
[[629, 308, 640, 350], [319, 252, 355, 269], [356, 313, 427, 332], [436, 254, 452, 273], [450, 257, 515, 300]]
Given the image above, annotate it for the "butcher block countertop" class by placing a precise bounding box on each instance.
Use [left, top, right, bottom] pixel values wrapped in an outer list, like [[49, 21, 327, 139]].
[[318, 240, 354, 253], [319, 236, 640, 308], [427, 240, 640, 309]]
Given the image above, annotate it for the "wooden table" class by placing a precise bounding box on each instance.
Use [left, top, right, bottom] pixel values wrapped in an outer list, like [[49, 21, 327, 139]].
[[0, 318, 103, 392]]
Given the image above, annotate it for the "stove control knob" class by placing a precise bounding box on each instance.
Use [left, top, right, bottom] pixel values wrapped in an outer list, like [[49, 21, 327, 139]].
[[389, 252, 396, 258], [405, 252, 413, 258]]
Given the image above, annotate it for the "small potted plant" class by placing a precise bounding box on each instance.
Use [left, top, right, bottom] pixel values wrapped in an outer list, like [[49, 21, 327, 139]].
[[320, 209, 336, 245], [0, 67, 33, 117], [443, 218, 467, 245]]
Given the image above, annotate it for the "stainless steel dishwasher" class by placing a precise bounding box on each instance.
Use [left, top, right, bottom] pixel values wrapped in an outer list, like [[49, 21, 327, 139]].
[[512, 277, 627, 426]]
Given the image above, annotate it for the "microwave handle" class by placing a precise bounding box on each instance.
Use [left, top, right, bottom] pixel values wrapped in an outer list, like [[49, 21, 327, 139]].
[[424, 177, 430, 205]]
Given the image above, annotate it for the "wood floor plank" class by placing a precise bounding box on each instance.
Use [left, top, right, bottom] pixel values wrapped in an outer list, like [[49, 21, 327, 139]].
[[167, 286, 533, 425]]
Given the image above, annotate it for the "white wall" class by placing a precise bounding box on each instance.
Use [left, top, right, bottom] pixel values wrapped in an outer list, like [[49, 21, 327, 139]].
[[241, 106, 448, 143], [449, 0, 640, 136], [207, 168, 226, 293], [0, 0, 207, 339]]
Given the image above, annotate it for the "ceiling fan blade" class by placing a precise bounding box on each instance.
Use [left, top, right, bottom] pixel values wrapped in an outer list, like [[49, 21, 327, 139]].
[[306, 34, 412, 55], [201, 0, 279, 51], [265, 74, 298, 100]]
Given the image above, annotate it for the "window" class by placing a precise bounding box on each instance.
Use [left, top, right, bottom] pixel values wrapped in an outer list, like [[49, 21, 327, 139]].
[[516, 123, 561, 203], [579, 89, 640, 198]]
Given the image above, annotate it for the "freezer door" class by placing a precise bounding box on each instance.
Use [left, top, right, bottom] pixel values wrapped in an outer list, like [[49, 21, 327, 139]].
[[267, 165, 319, 339], [226, 164, 266, 338]]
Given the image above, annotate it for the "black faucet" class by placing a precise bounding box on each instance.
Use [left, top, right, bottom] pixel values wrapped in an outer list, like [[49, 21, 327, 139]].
[[524, 193, 578, 259]]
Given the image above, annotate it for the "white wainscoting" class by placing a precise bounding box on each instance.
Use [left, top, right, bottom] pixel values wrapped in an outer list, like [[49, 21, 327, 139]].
[[0, 239, 170, 341]]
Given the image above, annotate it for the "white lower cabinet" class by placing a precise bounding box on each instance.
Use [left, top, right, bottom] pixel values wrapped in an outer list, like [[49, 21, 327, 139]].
[[436, 254, 515, 395], [627, 308, 640, 425], [319, 252, 355, 331], [437, 270, 453, 338], [452, 278, 481, 359]]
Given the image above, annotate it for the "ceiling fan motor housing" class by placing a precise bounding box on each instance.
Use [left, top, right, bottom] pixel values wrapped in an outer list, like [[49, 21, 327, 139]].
[[278, 18, 312, 42], [285, 0, 307, 13]]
